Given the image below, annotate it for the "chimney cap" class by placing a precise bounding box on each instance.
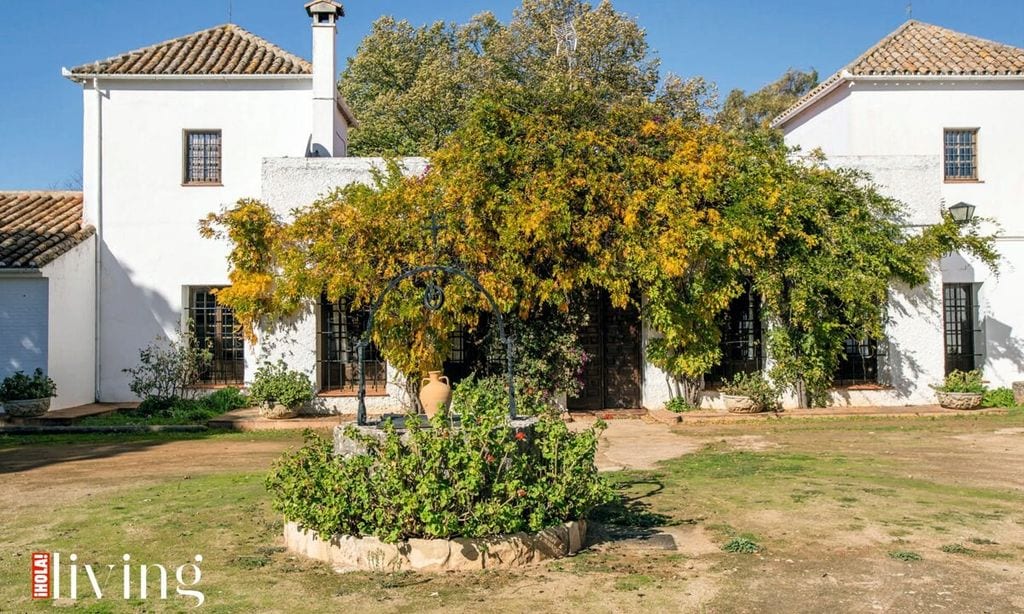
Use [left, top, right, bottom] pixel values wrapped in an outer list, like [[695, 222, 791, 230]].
[[305, 0, 344, 18]]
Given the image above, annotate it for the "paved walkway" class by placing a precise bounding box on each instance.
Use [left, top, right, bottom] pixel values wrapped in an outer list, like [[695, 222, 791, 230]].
[[0, 402, 134, 425]]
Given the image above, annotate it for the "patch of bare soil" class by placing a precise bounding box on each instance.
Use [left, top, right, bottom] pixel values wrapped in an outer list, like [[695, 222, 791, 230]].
[[0, 435, 304, 514]]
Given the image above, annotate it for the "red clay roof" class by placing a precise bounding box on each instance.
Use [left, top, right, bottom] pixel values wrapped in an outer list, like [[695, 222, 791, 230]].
[[67, 24, 312, 77], [0, 192, 93, 268], [849, 20, 1024, 76], [773, 20, 1024, 127]]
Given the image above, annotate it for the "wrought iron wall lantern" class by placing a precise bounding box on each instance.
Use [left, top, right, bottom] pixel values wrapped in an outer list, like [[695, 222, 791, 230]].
[[948, 201, 976, 225], [354, 213, 517, 426]]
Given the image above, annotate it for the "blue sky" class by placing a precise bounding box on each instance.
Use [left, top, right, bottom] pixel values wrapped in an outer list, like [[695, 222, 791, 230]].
[[1, 0, 1022, 189]]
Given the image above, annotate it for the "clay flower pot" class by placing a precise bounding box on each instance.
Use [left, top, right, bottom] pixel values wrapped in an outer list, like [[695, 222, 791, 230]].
[[2, 397, 51, 418], [722, 394, 763, 414], [419, 371, 452, 417], [259, 402, 298, 420], [936, 391, 983, 410]]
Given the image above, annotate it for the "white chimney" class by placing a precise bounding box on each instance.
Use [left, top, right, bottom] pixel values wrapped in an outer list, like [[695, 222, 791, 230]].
[[305, 1, 345, 157]]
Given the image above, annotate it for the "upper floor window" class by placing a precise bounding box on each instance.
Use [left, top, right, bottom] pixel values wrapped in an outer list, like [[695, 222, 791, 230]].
[[184, 130, 222, 185], [944, 128, 978, 181]]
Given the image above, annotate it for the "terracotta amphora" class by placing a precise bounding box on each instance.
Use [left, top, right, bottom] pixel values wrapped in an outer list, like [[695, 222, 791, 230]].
[[419, 370, 452, 417]]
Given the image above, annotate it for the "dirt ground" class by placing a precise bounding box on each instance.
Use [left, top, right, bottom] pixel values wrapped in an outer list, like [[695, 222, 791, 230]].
[[2, 414, 1023, 613], [0, 432, 308, 515]]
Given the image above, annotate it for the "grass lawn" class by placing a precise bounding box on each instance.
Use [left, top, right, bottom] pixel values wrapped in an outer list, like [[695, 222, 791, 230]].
[[1, 412, 1022, 612]]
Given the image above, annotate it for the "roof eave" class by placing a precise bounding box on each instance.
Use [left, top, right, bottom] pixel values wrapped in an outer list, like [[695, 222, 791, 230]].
[[62, 67, 312, 83], [336, 97, 359, 128], [770, 70, 851, 129], [771, 71, 1024, 129]]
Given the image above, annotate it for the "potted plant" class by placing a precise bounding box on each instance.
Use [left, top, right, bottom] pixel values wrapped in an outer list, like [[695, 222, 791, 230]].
[[0, 369, 58, 417], [249, 361, 314, 419], [720, 371, 780, 414], [933, 369, 985, 410]]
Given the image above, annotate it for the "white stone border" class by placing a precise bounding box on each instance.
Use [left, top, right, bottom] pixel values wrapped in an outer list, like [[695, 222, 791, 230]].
[[283, 519, 587, 572]]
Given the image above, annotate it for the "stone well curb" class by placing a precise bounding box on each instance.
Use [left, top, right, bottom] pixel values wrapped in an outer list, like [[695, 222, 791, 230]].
[[283, 519, 587, 572]]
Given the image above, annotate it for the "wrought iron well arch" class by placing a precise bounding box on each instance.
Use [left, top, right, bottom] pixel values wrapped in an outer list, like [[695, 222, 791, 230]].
[[355, 264, 517, 425]]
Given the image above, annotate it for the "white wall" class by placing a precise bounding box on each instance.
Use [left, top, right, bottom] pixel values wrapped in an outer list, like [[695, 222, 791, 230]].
[[784, 79, 1024, 400], [254, 157, 428, 414], [82, 78, 316, 401], [0, 274, 48, 379], [41, 237, 96, 410]]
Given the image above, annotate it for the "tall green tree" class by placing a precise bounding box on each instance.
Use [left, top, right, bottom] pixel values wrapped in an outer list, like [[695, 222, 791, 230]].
[[340, 0, 657, 156], [718, 68, 818, 130]]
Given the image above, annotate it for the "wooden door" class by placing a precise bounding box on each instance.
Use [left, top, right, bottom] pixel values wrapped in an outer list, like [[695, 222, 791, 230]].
[[569, 293, 642, 410]]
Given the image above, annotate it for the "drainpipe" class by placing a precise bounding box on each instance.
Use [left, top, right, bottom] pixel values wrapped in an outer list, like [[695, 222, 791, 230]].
[[93, 77, 103, 403]]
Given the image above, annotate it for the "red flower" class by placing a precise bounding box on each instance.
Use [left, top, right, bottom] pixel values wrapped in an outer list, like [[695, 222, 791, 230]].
[[515, 431, 526, 441], [517, 488, 527, 497], [485, 454, 495, 463]]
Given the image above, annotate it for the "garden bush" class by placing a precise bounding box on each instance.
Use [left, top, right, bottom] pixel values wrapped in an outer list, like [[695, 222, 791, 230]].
[[249, 361, 313, 409], [934, 369, 986, 394], [721, 371, 781, 410], [982, 387, 1016, 408], [123, 324, 212, 401], [266, 378, 612, 543], [449, 374, 555, 418], [81, 387, 250, 426], [0, 369, 57, 401]]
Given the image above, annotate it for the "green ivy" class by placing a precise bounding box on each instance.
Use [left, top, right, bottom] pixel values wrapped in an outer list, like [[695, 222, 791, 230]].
[[266, 378, 612, 542]]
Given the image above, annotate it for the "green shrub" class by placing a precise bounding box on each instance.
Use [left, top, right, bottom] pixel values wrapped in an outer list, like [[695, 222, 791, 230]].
[[888, 550, 922, 561], [721, 371, 781, 410], [722, 536, 760, 553], [665, 397, 696, 413], [982, 387, 1016, 408], [266, 378, 612, 542], [249, 361, 313, 409], [80, 387, 249, 426], [0, 369, 57, 401], [934, 369, 985, 394], [122, 323, 212, 401], [203, 387, 251, 413], [450, 374, 553, 418]]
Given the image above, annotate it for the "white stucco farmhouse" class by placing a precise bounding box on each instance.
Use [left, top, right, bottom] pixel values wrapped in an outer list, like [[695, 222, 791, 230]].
[[773, 20, 1024, 403], [3, 9, 1022, 414]]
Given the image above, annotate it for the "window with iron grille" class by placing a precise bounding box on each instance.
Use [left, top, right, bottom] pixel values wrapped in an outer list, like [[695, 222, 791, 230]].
[[943, 283, 978, 375], [833, 338, 879, 386], [184, 130, 222, 184], [944, 128, 978, 181], [706, 289, 763, 385], [318, 294, 386, 393], [443, 319, 501, 386], [187, 287, 244, 385]]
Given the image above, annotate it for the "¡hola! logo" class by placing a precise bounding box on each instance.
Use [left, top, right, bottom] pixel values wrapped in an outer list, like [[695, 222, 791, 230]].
[[31, 552, 204, 607]]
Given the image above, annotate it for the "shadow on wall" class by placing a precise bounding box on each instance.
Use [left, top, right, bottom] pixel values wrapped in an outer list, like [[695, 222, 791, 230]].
[[0, 277, 48, 379], [983, 317, 1024, 383], [875, 280, 941, 401], [99, 242, 183, 401]]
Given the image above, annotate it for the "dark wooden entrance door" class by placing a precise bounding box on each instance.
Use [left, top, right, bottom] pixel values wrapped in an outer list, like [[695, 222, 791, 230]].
[[568, 293, 642, 410], [943, 283, 977, 374]]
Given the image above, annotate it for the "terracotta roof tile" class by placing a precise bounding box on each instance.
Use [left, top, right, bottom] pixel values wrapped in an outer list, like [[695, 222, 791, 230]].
[[68, 24, 311, 77], [0, 192, 93, 268], [773, 21, 1024, 127], [849, 20, 1024, 76]]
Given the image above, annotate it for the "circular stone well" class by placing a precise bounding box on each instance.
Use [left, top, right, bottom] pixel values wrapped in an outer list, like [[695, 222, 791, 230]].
[[283, 519, 587, 572]]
